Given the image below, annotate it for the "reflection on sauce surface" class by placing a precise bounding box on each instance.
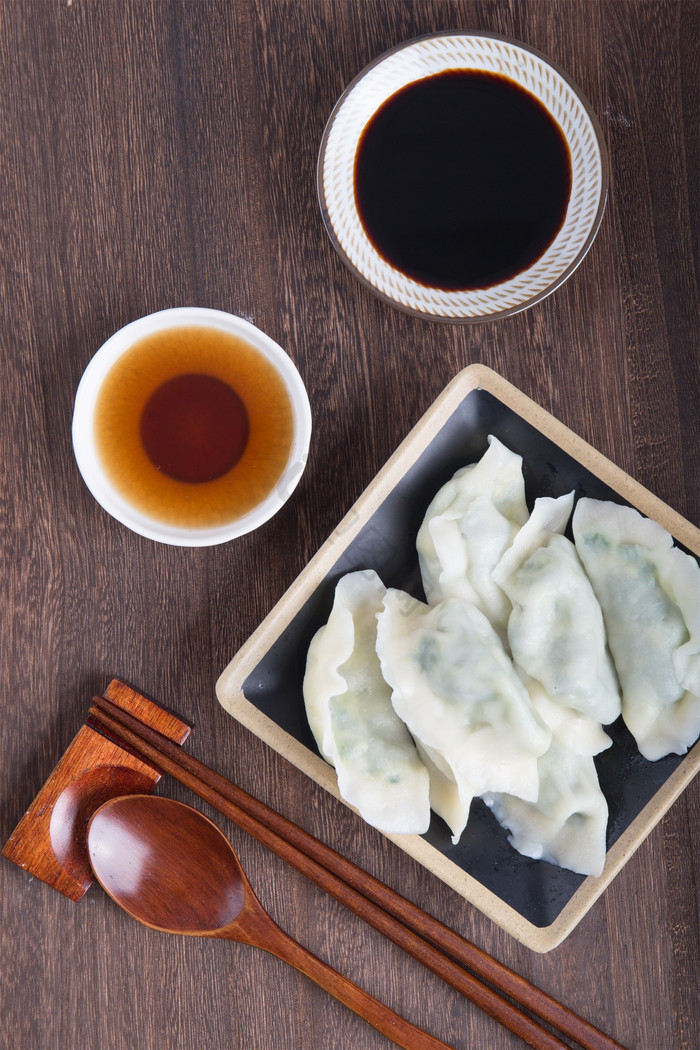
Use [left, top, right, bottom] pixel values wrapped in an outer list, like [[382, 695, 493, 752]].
[[140, 373, 250, 484]]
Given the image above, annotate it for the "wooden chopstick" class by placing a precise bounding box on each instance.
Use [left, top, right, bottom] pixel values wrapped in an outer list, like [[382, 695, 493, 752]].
[[88, 696, 625, 1050]]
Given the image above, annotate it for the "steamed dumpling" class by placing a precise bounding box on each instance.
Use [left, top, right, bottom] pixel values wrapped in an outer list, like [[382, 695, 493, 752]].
[[416, 435, 528, 640], [483, 739, 609, 877], [573, 498, 700, 760], [303, 570, 431, 834], [414, 739, 474, 845], [376, 590, 551, 818], [483, 653, 611, 876], [493, 493, 621, 725], [521, 673, 612, 758]]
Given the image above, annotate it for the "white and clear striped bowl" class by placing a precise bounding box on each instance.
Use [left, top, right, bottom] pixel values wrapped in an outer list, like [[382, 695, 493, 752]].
[[317, 32, 608, 322]]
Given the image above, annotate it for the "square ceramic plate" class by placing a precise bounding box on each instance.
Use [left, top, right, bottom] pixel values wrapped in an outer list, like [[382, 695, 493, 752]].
[[216, 364, 700, 952]]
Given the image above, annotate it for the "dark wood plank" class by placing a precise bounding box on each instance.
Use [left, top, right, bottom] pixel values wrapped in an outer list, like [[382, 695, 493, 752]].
[[1, 1, 698, 1049]]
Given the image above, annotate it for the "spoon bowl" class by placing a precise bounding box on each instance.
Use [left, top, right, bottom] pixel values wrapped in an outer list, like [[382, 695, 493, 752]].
[[87, 795, 450, 1050], [88, 794, 247, 934]]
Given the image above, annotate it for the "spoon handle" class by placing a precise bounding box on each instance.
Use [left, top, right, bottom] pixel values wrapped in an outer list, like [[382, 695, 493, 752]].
[[220, 905, 453, 1050]]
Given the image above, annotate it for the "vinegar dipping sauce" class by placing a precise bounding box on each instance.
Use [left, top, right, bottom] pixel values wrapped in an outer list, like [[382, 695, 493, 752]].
[[353, 70, 572, 291], [94, 326, 295, 529]]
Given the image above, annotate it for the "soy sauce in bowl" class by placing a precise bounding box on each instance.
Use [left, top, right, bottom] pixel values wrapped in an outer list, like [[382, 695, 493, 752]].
[[353, 70, 572, 292]]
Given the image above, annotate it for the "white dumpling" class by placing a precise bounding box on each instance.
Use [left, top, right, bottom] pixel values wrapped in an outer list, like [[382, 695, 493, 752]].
[[573, 498, 700, 760], [483, 739, 609, 877], [375, 590, 551, 815], [521, 673, 612, 758], [303, 570, 431, 834], [416, 435, 529, 639], [492, 493, 621, 725], [414, 739, 474, 845]]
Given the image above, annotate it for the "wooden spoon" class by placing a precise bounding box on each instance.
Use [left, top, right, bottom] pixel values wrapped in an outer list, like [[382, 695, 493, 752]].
[[87, 795, 452, 1050]]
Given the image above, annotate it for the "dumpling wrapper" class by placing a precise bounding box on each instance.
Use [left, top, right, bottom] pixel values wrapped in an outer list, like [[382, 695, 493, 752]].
[[487, 672, 611, 875], [483, 739, 609, 877], [573, 498, 700, 760], [376, 590, 551, 819], [416, 435, 529, 640], [303, 570, 431, 834], [414, 739, 474, 845], [493, 493, 621, 726], [521, 673, 612, 757]]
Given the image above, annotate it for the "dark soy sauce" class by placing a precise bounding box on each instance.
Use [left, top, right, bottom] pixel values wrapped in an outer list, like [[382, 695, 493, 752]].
[[354, 70, 572, 291]]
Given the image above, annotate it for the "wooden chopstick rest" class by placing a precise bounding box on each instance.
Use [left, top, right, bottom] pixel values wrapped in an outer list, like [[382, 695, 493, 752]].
[[1, 679, 191, 900]]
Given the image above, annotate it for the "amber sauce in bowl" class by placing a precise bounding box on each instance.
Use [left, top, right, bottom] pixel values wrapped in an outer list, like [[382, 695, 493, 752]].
[[73, 309, 311, 545]]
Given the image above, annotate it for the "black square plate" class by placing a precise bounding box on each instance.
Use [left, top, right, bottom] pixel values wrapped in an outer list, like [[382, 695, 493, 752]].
[[217, 365, 700, 951]]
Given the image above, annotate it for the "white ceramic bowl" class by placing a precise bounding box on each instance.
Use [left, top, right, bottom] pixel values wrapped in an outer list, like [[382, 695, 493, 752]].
[[317, 32, 608, 322], [72, 307, 312, 546]]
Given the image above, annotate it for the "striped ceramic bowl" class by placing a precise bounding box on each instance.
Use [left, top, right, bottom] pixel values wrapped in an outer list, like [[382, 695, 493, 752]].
[[317, 32, 608, 322]]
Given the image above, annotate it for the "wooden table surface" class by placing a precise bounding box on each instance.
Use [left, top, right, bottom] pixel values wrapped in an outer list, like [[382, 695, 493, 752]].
[[1, 2, 698, 1048]]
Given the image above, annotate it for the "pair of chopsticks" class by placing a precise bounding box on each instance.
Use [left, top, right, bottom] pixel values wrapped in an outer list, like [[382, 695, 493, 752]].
[[88, 695, 624, 1050]]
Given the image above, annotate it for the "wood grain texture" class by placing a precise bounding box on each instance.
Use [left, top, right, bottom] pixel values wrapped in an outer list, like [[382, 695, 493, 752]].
[[1, 679, 191, 899], [1, 2, 698, 1049]]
